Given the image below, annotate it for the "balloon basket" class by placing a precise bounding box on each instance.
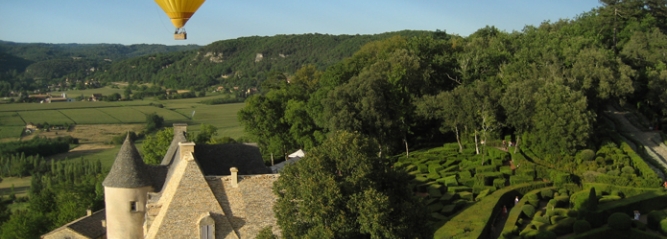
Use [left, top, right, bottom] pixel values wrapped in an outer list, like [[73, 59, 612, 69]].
[[174, 33, 187, 40]]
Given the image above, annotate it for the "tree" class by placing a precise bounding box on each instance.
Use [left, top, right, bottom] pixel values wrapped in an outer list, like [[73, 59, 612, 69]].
[[123, 87, 132, 100], [141, 128, 173, 165], [145, 113, 164, 133], [529, 83, 595, 155], [273, 131, 429, 239], [190, 124, 217, 144], [0, 210, 49, 239]]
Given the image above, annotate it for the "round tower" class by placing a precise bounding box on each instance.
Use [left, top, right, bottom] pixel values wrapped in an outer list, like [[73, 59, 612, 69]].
[[103, 134, 153, 239]]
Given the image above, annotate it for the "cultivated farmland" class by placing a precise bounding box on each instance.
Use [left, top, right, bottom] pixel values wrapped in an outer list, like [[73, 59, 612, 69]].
[[18, 110, 74, 125], [59, 108, 122, 124]]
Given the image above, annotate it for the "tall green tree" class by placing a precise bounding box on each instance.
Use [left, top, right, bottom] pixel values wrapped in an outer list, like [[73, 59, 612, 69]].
[[141, 128, 173, 165], [273, 131, 429, 239], [528, 83, 595, 155]]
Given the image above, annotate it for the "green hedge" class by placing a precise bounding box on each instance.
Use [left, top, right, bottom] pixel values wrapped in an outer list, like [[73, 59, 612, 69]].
[[583, 183, 663, 197], [570, 227, 663, 239], [500, 187, 556, 238], [586, 191, 667, 228], [510, 175, 534, 185], [436, 182, 551, 239]]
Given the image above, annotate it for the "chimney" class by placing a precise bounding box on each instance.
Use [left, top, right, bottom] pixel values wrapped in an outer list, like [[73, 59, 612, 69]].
[[173, 123, 188, 137], [86, 209, 92, 216], [179, 142, 196, 161], [101, 220, 106, 228], [230, 167, 238, 188]]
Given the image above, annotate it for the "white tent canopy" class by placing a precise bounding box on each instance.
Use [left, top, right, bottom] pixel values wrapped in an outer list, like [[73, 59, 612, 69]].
[[288, 149, 305, 159]]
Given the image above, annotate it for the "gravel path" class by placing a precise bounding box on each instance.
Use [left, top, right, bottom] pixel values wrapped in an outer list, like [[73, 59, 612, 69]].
[[604, 105, 667, 180]]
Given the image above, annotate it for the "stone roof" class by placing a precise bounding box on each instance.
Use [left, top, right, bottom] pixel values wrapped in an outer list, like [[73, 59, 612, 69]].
[[207, 174, 281, 237], [194, 143, 271, 176], [102, 134, 152, 188], [41, 209, 106, 239], [145, 152, 239, 239]]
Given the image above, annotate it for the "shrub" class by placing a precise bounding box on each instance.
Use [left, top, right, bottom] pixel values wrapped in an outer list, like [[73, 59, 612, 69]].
[[633, 220, 647, 231], [621, 166, 635, 174], [570, 191, 589, 211], [573, 220, 591, 234], [493, 178, 506, 189], [661, 218, 667, 235], [550, 215, 566, 225], [523, 204, 536, 218], [608, 212, 632, 231], [647, 210, 667, 230], [588, 187, 598, 211], [535, 230, 557, 239], [541, 188, 554, 199], [578, 149, 596, 162], [510, 175, 534, 185]]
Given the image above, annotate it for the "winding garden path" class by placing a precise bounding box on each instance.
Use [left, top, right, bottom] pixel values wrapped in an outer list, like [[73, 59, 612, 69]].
[[603, 105, 667, 180]]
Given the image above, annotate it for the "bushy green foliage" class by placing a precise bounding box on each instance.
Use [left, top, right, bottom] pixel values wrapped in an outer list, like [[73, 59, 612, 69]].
[[535, 230, 557, 239], [647, 210, 667, 230], [274, 131, 429, 238], [0, 136, 72, 158], [608, 212, 632, 231], [523, 204, 536, 218], [541, 188, 554, 199], [573, 220, 591, 234], [577, 149, 596, 163], [510, 175, 533, 185], [660, 218, 667, 235]]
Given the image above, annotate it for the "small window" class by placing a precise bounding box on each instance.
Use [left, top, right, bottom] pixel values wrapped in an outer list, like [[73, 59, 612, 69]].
[[130, 201, 137, 212]]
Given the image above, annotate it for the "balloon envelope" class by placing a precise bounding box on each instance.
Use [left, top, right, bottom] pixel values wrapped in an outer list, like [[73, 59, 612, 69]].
[[154, 0, 205, 29]]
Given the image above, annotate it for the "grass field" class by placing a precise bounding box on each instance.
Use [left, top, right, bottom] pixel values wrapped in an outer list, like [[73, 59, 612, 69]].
[[0, 112, 25, 126], [0, 126, 23, 140], [18, 110, 74, 125], [0, 176, 32, 197]]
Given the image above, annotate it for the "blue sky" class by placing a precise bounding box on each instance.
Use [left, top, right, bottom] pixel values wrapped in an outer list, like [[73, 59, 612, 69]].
[[0, 1, 602, 46]]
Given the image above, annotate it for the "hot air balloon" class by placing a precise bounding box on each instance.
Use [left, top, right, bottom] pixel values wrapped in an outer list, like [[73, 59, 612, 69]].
[[154, 0, 206, 40]]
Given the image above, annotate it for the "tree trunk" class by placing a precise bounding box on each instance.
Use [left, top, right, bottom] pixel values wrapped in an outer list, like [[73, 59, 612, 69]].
[[474, 131, 480, 155], [404, 138, 409, 158], [514, 135, 521, 154], [455, 126, 463, 153]]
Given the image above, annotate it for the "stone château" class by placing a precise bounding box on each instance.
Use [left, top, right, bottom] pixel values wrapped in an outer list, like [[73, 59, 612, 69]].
[[41, 124, 280, 239]]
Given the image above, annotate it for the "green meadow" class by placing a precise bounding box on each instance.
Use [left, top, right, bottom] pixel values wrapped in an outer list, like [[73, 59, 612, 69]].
[[0, 94, 247, 140]]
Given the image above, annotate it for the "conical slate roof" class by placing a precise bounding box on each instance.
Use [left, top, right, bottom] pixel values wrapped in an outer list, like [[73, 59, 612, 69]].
[[103, 134, 152, 188]]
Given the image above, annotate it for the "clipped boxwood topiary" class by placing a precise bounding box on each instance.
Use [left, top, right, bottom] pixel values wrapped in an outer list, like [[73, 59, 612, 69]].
[[523, 204, 536, 218], [647, 210, 667, 231], [535, 230, 557, 239], [608, 212, 632, 231], [573, 220, 591, 234], [541, 188, 554, 199], [660, 218, 667, 235]]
